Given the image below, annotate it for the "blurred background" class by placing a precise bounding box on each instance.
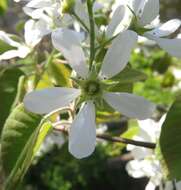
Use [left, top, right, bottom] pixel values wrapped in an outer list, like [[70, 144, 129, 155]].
[[0, 0, 181, 190]]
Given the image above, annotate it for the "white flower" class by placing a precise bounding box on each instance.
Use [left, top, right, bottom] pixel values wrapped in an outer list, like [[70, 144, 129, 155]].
[[1, 1, 62, 61], [22, 0, 89, 41], [0, 31, 29, 61], [127, 158, 163, 190], [23, 0, 61, 24], [24, 28, 155, 159], [126, 117, 164, 190], [125, 115, 181, 190], [111, 0, 181, 58], [126, 117, 164, 189], [0, 19, 45, 61], [127, 116, 165, 159], [21, 0, 62, 41]]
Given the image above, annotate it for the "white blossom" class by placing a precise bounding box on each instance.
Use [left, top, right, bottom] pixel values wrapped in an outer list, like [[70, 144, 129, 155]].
[[24, 28, 155, 159], [126, 115, 181, 190], [0, 20, 42, 61], [110, 0, 181, 58], [21, 0, 89, 42]]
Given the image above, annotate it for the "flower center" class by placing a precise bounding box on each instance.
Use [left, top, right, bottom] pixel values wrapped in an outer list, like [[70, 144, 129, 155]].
[[72, 76, 103, 101], [84, 81, 100, 96]]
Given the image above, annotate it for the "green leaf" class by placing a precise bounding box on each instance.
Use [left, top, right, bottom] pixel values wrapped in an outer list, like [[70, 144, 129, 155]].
[[158, 96, 181, 180], [96, 111, 121, 123], [110, 67, 147, 84], [1, 104, 52, 189], [0, 68, 23, 134], [47, 58, 71, 87]]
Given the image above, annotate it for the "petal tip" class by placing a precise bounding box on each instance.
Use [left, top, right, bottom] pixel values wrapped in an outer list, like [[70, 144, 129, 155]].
[[68, 143, 96, 159]]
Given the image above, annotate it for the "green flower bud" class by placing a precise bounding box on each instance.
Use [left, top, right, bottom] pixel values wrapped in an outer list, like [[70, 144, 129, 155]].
[[61, 0, 75, 14], [129, 18, 152, 35]]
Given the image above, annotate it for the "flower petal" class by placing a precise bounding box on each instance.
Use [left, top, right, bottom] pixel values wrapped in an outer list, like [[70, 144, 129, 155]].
[[145, 181, 157, 190], [52, 28, 88, 78], [127, 145, 152, 159], [69, 101, 96, 159], [24, 19, 51, 47], [24, 87, 80, 114], [0, 31, 21, 47], [0, 50, 20, 60], [104, 92, 155, 120], [0, 46, 30, 60], [155, 37, 181, 58], [145, 19, 181, 38], [126, 159, 159, 179], [106, 5, 126, 38], [74, 0, 89, 30], [128, 0, 146, 17], [139, 0, 160, 26], [99, 30, 138, 79], [26, 0, 52, 8], [138, 119, 158, 141], [126, 160, 147, 178], [23, 7, 47, 19]]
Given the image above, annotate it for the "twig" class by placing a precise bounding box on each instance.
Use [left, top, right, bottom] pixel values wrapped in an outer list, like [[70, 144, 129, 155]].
[[96, 134, 156, 149], [53, 125, 156, 149]]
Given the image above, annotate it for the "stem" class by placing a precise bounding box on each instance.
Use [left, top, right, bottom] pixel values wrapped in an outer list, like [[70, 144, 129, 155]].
[[53, 126, 156, 149], [47, 49, 56, 66], [127, 5, 137, 21], [34, 50, 55, 89], [33, 52, 42, 89], [72, 11, 89, 32], [96, 134, 156, 149], [87, 0, 95, 70], [95, 34, 118, 52], [173, 181, 177, 190], [53, 121, 72, 130], [44, 107, 74, 121]]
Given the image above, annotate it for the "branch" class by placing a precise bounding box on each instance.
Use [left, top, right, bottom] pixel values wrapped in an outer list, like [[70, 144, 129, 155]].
[[96, 134, 156, 149], [53, 126, 156, 149]]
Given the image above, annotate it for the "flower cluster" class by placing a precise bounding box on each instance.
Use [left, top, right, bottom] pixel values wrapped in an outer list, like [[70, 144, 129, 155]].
[[0, 0, 181, 183], [110, 0, 181, 57], [126, 116, 181, 190], [0, 0, 86, 60], [1, 0, 177, 160]]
